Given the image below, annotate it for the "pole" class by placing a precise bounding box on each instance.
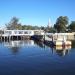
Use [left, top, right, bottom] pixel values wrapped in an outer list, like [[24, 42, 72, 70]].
[[44, 31, 45, 43]]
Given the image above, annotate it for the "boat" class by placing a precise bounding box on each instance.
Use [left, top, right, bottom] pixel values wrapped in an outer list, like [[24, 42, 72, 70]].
[[54, 36, 71, 46]]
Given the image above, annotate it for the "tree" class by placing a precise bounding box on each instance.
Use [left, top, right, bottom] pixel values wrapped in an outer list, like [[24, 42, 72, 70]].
[[22, 25, 33, 30], [40, 26, 45, 30], [49, 27, 56, 33], [54, 16, 69, 32], [6, 17, 22, 30], [69, 21, 75, 32]]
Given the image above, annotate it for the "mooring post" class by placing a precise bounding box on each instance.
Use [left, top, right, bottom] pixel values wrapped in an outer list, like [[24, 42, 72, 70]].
[[21, 36, 22, 40], [52, 34, 54, 42], [44, 31, 45, 43], [6, 36, 7, 41], [17, 36, 18, 40], [1, 36, 2, 41], [12, 36, 13, 40], [9, 36, 11, 41], [4, 36, 5, 42], [11, 36, 12, 40]]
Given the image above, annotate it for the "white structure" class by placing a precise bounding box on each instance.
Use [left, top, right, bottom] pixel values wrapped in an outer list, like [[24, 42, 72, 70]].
[[0, 29, 44, 41], [3, 30, 34, 36], [54, 37, 71, 46], [2, 30, 44, 37], [45, 33, 72, 46], [48, 18, 51, 28]]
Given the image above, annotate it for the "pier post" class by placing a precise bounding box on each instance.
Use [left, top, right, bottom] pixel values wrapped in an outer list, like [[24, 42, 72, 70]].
[[11, 36, 12, 40], [11, 36, 13, 40], [21, 36, 23, 40], [44, 32, 45, 42], [1, 36, 2, 41], [4, 36, 5, 42], [17, 36, 18, 40], [7, 36, 9, 42], [23, 36, 24, 40], [8, 36, 9, 41], [7, 36, 8, 41], [52, 34, 54, 41], [9, 36, 11, 41], [6, 36, 7, 41]]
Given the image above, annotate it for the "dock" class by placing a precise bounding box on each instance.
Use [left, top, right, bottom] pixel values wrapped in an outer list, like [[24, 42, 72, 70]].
[[0, 29, 44, 41], [0, 29, 74, 47]]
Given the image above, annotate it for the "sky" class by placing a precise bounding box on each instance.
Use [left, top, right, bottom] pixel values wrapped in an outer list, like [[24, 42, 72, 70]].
[[0, 0, 75, 27]]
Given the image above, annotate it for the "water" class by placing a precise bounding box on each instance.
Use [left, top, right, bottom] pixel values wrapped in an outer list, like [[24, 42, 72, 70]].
[[0, 40, 75, 75]]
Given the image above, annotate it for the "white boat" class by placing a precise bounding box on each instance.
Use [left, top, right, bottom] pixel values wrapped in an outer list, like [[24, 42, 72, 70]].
[[54, 36, 71, 46]]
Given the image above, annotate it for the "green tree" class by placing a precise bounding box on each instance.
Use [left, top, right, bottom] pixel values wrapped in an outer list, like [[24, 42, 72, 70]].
[[22, 25, 41, 30], [6, 17, 22, 30], [49, 27, 56, 33], [69, 21, 75, 32], [40, 26, 45, 30], [54, 16, 69, 32], [22, 25, 33, 30]]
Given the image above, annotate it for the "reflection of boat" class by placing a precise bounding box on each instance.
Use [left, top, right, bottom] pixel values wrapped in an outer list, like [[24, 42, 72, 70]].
[[56, 45, 71, 50], [3, 40, 34, 48], [55, 45, 71, 56]]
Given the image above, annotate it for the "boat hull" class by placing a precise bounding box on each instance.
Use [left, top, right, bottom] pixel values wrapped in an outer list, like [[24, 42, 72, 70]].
[[54, 41, 72, 46]]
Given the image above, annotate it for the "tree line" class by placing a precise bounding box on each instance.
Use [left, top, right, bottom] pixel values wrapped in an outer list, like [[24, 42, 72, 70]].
[[5, 17, 41, 30], [5, 16, 75, 33]]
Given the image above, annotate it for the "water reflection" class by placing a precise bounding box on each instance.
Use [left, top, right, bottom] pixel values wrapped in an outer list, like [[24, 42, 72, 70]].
[[2, 40, 35, 54], [0, 40, 75, 75], [34, 40, 45, 48], [54, 45, 71, 56], [3, 40, 34, 48], [43, 41, 72, 57], [34, 41, 72, 57], [0, 40, 72, 56]]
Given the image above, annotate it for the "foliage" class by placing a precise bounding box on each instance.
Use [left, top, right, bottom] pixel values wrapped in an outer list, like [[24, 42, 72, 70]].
[[49, 27, 56, 33], [6, 17, 21, 30], [22, 25, 40, 30], [5, 17, 41, 30], [54, 16, 69, 32], [6, 16, 75, 33], [69, 21, 75, 32]]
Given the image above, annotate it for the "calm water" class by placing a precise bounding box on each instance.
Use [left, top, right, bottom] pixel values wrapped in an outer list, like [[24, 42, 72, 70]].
[[0, 40, 75, 75]]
